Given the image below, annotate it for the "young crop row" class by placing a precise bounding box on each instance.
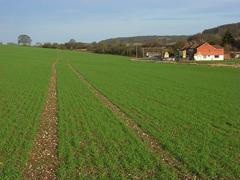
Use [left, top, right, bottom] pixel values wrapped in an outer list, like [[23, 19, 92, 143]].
[[0, 46, 56, 178], [56, 60, 177, 179], [65, 51, 240, 179]]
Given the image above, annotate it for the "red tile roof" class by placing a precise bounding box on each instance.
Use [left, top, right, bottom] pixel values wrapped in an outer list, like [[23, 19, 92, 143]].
[[195, 42, 224, 56]]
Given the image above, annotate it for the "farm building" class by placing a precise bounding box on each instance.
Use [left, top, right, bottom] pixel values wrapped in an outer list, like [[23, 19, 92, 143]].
[[181, 42, 224, 61], [142, 47, 163, 58], [163, 52, 170, 59], [142, 47, 171, 60]]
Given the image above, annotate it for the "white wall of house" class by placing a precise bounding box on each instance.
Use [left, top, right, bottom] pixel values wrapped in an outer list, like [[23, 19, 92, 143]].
[[194, 55, 224, 61]]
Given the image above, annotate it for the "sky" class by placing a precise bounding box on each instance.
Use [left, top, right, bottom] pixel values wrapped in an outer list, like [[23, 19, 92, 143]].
[[0, 0, 239, 43]]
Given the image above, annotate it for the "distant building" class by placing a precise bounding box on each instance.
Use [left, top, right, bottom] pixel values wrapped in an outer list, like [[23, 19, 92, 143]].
[[181, 42, 224, 61], [143, 47, 163, 58], [142, 47, 172, 60], [163, 52, 170, 59], [146, 52, 161, 58]]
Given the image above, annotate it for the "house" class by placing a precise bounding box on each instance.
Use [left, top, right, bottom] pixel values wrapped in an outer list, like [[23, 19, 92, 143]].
[[181, 42, 224, 61], [194, 43, 224, 61]]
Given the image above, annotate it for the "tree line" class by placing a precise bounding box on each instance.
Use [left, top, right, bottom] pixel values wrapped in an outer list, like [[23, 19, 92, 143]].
[[9, 31, 240, 58], [188, 30, 240, 51], [37, 38, 185, 58], [39, 31, 239, 57]]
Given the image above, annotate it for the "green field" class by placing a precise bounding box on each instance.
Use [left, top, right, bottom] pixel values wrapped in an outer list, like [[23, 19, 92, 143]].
[[0, 46, 55, 178], [0, 45, 239, 179]]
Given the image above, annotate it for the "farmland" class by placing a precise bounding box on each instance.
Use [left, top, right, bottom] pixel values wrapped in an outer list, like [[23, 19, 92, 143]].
[[63, 51, 240, 179], [0, 45, 240, 179], [56, 61, 176, 179], [0, 46, 55, 178]]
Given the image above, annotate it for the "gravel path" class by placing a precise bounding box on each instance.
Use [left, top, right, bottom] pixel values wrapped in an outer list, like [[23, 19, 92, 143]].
[[23, 62, 58, 180]]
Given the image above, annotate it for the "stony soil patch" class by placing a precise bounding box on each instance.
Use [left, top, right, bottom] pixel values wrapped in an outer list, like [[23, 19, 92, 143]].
[[23, 62, 58, 180]]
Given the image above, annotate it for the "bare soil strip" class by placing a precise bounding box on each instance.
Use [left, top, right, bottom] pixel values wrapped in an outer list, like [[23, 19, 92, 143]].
[[24, 62, 58, 179], [69, 64, 201, 180]]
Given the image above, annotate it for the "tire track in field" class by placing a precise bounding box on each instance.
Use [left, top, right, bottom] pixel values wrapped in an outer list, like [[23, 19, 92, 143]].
[[69, 64, 201, 180], [24, 62, 58, 179]]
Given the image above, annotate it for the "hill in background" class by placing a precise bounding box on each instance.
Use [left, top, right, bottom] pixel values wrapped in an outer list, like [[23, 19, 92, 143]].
[[188, 22, 240, 47], [202, 22, 240, 39], [99, 35, 189, 46], [99, 22, 240, 46]]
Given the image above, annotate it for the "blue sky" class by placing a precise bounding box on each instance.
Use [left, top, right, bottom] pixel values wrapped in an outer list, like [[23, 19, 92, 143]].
[[0, 0, 239, 43]]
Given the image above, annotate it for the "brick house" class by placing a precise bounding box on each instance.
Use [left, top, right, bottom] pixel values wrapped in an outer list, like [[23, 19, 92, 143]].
[[181, 42, 224, 61], [194, 42, 224, 61]]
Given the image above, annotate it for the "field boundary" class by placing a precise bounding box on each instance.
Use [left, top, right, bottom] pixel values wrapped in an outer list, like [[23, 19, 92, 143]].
[[131, 58, 240, 68], [204, 63, 240, 68], [68, 63, 201, 180], [23, 62, 58, 179]]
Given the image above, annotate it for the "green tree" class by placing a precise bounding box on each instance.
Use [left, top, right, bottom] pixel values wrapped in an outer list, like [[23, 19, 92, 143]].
[[18, 34, 32, 46], [222, 31, 235, 45], [69, 39, 76, 44], [65, 39, 77, 49]]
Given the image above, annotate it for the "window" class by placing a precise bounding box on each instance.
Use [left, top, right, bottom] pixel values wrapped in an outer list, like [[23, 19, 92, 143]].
[[215, 55, 219, 58]]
